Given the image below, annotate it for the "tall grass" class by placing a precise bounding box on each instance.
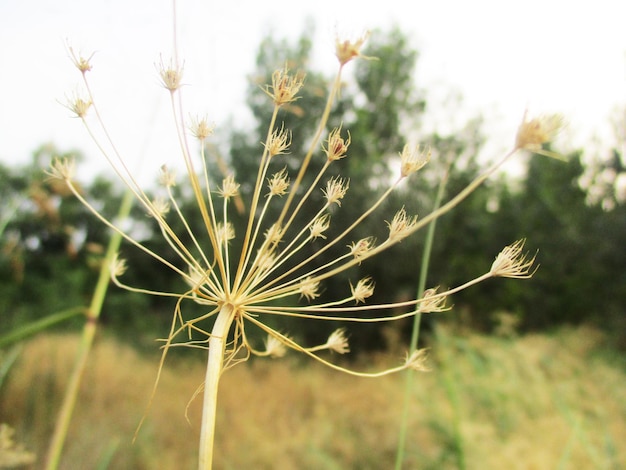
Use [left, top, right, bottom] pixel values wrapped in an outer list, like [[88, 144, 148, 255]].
[[2, 326, 624, 468]]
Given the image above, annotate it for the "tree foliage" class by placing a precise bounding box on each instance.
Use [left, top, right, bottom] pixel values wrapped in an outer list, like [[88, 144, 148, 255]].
[[2, 27, 625, 349]]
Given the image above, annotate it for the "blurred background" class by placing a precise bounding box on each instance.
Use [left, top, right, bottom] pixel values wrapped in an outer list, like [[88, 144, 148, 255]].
[[1, 1, 625, 468]]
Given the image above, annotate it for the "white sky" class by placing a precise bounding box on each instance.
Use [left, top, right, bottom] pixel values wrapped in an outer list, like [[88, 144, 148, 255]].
[[1, 0, 625, 184]]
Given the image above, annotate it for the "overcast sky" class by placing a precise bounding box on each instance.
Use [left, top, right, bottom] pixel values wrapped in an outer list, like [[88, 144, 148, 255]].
[[1, 0, 624, 183]]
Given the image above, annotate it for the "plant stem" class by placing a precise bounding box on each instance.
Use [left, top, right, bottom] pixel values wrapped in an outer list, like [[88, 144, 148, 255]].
[[44, 189, 134, 470], [198, 303, 235, 470], [394, 166, 449, 470], [437, 327, 466, 470], [0, 307, 85, 349]]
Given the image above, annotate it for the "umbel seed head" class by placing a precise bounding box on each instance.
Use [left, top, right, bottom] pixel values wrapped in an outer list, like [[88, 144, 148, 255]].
[[515, 111, 564, 159], [158, 58, 183, 92], [265, 67, 305, 106], [335, 31, 371, 66], [57, 29, 555, 391]]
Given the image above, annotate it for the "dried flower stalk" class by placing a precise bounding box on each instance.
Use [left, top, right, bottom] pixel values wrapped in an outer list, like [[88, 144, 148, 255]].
[[55, 33, 561, 470]]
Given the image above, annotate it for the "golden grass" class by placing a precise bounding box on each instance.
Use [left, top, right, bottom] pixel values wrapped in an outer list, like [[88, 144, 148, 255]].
[[2, 325, 624, 469]]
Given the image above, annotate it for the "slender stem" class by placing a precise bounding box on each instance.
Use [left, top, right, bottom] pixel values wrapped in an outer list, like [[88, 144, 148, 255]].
[[292, 150, 517, 288], [275, 67, 344, 228], [44, 189, 134, 470], [436, 327, 466, 470], [198, 304, 235, 470], [0, 307, 85, 349], [233, 107, 279, 291], [394, 165, 450, 470]]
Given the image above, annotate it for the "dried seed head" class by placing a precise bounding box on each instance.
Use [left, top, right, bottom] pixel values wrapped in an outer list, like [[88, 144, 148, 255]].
[[189, 115, 215, 141], [267, 168, 290, 197], [405, 348, 430, 372], [158, 57, 184, 92], [46, 158, 76, 181], [400, 144, 430, 177], [255, 249, 276, 274], [350, 277, 375, 304], [110, 255, 127, 278], [65, 92, 92, 118], [186, 265, 208, 293], [159, 165, 177, 187], [387, 207, 418, 243], [299, 277, 320, 301], [323, 177, 349, 206], [149, 197, 170, 218], [309, 214, 330, 240], [264, 224, 284, 247], [218, 175, 240, 200], [326, 328, 350, 354], [490, 239, 538, 279], [348, 237, 376, 262], [264, 124, 292, 156], [324, 126, 351, 161], [265, 67, 305, 106], [335, 31, 370, 66], [215, 222, 235, 247], [419, 287, 450, 313], [264, 335, 287, 358], [68, 45, 94, 74], [515, 111, 564, 152]]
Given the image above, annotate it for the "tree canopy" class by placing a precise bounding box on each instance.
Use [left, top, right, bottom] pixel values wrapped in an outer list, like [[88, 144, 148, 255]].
[[2, 26, 624, 349]]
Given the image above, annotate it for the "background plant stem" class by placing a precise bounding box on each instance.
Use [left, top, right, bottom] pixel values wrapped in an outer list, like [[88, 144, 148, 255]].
[[0, 307, 85, 349], [44, 190, 134, 470], [394, 165, 449, 469]]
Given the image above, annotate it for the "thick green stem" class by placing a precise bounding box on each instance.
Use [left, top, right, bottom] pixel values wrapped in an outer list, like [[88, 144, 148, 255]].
[[198, 304, 235, 470], [44, 190, 134, 470]]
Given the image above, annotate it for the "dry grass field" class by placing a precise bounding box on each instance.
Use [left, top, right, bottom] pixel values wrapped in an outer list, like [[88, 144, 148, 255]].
[[2, 325, 624, 469]]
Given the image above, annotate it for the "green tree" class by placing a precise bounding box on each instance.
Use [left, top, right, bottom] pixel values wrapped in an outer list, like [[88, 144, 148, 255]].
[[455, 145, 626, 337], [0, 146, 154, 335], [221, 26, 428, 349]]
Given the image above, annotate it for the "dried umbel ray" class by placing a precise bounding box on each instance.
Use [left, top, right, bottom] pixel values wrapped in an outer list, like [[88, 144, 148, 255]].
[[52, 34, 560, 468]]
